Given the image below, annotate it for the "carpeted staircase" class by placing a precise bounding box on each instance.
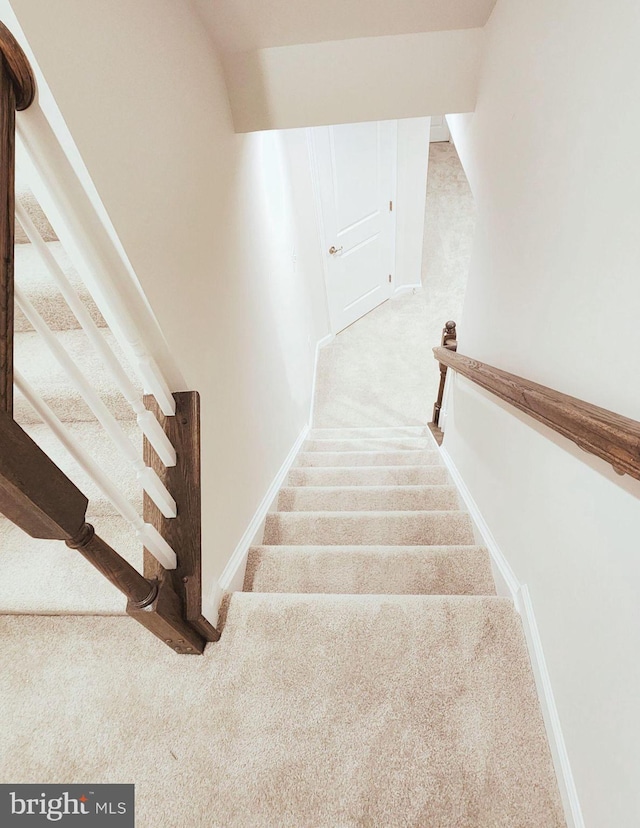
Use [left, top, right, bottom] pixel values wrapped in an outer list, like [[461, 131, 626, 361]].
[[1, 196, 565, 826], [220, 425, 566, 826], [245, 428, 495, 596]]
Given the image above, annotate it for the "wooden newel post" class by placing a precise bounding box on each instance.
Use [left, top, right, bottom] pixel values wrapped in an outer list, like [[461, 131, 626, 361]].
[[0, 409, 206, 654], [66, 523, 159, 608], [0, 24, 35, 414], [67, 524, 206, 653], [431, 320, 457, 426], [0, 55, 16, 415]]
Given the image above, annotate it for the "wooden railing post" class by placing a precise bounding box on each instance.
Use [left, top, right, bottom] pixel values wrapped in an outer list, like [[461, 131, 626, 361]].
[[0, 23, 35, 414], [141, 391, 221, 643], [429, 321, 457, 444], [0, 55, 15, 414]]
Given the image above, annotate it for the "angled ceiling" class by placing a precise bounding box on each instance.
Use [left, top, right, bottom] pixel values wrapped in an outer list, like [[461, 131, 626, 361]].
[[194, 0, 498, 53]]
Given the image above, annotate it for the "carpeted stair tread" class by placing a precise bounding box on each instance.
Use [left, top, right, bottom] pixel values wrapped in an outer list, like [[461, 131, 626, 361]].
[[277, 484, 460, 512], [14, 241, 106, 331], [0, 597, 566, 827], [288, 464, 451, 487], [244, 545, 496, 595], [22, 421, 142, 516], [294, 449, 441, 467], [309, 425, 428, 440], [15, 186, 58, 244], [263, 510, 475, 546], [14, 328, 139, 424], [0, 516, 141, 614], [303, 436, 432, 452]]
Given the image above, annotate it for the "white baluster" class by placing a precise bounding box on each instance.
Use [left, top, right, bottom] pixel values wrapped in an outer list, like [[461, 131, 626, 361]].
[[132, 349, 176, 417], [15, 370, 177, 570], [15, 120, 178, 417], [15, 286, 177, 519], [15, 201, 176, 467]]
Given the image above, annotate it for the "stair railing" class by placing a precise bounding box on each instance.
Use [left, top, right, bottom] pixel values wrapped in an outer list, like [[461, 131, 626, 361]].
[[431, 322, 640, 482], [431, 319, 457, 427], [428, 320, 457, 444], [15, 200, 177, 469], [0, 22, 218, 653]]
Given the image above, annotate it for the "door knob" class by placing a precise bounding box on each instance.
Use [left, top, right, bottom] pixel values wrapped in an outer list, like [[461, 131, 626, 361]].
[[329, 245, 343, 255]]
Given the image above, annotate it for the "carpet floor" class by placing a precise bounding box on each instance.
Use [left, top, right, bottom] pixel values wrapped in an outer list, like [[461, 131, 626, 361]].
[[0, 593, 564, 828]]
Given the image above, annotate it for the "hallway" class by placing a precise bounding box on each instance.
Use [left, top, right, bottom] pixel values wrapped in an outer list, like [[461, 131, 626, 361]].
[[314, 141, 475, 427]]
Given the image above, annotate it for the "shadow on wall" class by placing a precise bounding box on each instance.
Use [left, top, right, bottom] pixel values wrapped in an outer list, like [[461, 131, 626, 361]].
[[200, 126, 328, 589]]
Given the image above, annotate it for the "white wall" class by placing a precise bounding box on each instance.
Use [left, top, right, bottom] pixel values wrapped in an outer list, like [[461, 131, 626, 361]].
[[195, 0, 497, 52], [445, 2, 640, 825], [395, 118, 430, 289], [429, 115, 450, 142], [7, 0, 329, 606], [224, 29, 485, 132]]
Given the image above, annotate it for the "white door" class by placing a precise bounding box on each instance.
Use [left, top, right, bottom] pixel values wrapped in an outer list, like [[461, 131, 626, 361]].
[[311, 121, 396, 334]]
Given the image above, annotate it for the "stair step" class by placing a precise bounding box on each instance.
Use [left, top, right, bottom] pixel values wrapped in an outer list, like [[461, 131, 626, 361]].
[[14, 328, 139, 423], [245, 545, 496, 595], [309, 426, 428, 440], [288, 464, 450, 487], [294, 449, 441, 467], [0, 516, 140, 614], [16, 186, 57, 243], [14, 241, 106, 332], [277, 485, 459, 512], [303, 437, 430, 452], [2, 595, 566, 827], [211, 592, 563, 828], [22, 421, 141, 516], [263, 511, 475, 546]]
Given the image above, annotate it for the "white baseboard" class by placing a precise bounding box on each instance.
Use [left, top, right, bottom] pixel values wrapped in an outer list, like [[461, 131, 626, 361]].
[[392, 282, 422, 298], [519, 586, 585, 828], [205, 330, 333, 621], [309, 333, 334, 427], [208, 328, 334, 618], [206, 423, 310, 618], [440, 446, 521, 605], [439, 445, 584, 828]]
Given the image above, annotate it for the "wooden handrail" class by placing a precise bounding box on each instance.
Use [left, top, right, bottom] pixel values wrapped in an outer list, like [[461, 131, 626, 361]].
[[433, 346, 640, 482], [0, 23, 36, 111], [0, 23, 34, 413]]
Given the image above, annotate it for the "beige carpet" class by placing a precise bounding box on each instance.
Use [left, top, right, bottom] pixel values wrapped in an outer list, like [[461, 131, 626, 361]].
[[0, 143, 565, 826], [0, 594, 564, 828], [14, 183, 57, 244]]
